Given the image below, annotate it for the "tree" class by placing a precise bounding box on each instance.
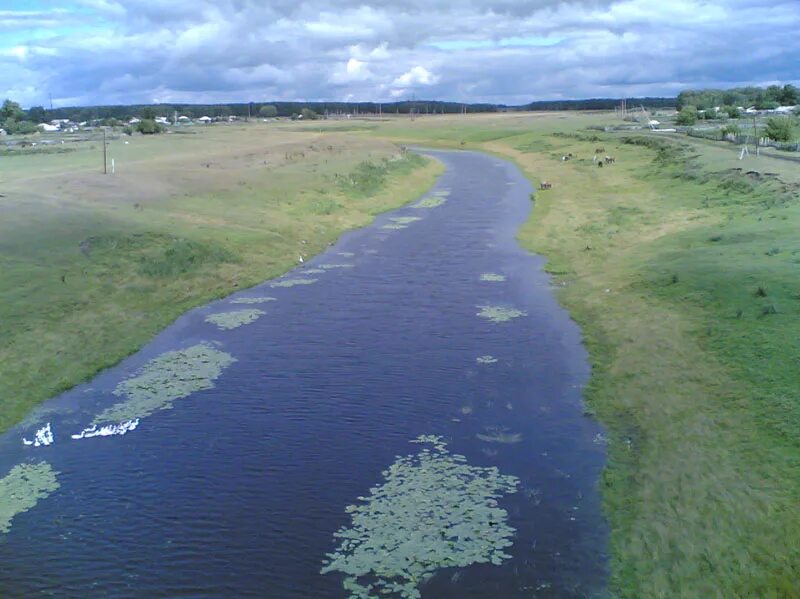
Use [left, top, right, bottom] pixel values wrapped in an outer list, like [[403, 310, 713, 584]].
[[27, 106, 47, 123], [259, 105, 278, 118], [780, 84, 798, 106], [721, 123, 740, 139], [723, 105, 741, 118], [1, 99, 24, 121], [676, 105, 698, 126], [300, 107, 319, 120], [764, 117, 794, 142], [141, 106, 157, 120], [136, 119, 162, 134]]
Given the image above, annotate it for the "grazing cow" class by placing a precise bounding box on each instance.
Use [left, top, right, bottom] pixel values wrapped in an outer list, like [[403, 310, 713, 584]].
[[598, 161, 604, 168], [561, 155, 570, 161], [540, 181, 552, 190], [595, 147, 605, 154], [604, 155, 615, 164]]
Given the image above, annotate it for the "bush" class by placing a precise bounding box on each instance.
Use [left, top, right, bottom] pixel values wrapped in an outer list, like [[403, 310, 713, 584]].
[[300, 107, 319, 120], [676, 106, 698, 126], [764, 117, 794, 142], [136, 119, 162, 135], [259, 105, 278, 118], [723, 105, 741, 119]]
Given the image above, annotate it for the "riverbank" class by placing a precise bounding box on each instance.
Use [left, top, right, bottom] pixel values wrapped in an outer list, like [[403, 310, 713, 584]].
[[372, 112, 800, 596], [0, 124, 442, 432]]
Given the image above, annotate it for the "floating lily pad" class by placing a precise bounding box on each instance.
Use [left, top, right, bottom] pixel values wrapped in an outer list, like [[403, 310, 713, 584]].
[[480, 273, 506, 282], [477, 427, 522, 444], [270, 278, 318, 288], [413, 196, 446, 209], [0, 462, 59, 534], [390, 216, 421, 225], [230, 296, 276, 304], [476, 355, 498, 365], [476, 305, 527, 323], [92, 343, 235, 425], [205, 309, 265, 330], [322, 435, 519, 598]]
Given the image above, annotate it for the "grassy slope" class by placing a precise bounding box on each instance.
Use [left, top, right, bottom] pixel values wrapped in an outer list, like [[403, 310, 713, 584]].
[[374, 114, 800, 596], [0, 124, 442, 432]]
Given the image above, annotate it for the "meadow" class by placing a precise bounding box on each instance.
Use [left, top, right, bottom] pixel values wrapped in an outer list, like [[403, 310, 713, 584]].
[[0, 122, 442, 431]]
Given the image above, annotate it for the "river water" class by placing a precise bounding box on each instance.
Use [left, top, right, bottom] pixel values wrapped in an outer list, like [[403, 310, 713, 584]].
[[0, 149, 608, 597]]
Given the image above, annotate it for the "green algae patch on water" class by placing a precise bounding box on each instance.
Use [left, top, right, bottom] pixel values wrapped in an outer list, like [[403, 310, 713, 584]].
[[476, 355, 498, 365], [390, 216, 422, 225], [205, 309, 265, 330], [270, 278, 318, 288], [480, 273, 506, 282], [321, 435, 519, 598], [477, 427, 522, 444], [230, 296, 276, 305], [0, 462, 59, 534], [413, 196, 446, 209], [476, 305, 527, 323], [93, 343, 235, 425]]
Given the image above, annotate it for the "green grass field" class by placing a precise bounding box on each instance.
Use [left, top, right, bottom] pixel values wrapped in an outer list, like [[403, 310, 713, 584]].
[[369, 112, 800, 597], [0, 123, 442, 431]]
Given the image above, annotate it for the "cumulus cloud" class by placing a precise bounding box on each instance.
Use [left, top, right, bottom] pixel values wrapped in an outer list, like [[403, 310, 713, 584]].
[[0, 0, 798, 107]]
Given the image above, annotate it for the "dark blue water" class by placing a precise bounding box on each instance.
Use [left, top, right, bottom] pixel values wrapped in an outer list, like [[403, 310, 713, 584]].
[[0, 150, 608, 597]]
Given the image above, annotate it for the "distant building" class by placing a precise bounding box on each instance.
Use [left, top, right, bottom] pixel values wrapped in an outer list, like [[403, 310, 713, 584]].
[[177, 115, 191, 122], [0, 128, 6, 136], [197, 116, 212, 123], [38, 123, 59, 132], [129, 117, 141, 124]]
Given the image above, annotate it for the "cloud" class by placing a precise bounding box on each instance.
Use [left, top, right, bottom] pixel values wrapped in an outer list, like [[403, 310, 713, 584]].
[[393, 66, 439, 87], [1, 0, 798, 107]]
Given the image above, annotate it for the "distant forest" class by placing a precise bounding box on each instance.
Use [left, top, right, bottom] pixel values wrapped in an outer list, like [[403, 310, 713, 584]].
[[41, 97, 675, 122]]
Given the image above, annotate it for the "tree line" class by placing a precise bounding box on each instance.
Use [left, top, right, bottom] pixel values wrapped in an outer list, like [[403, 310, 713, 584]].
[[676, 85, 798, 111]]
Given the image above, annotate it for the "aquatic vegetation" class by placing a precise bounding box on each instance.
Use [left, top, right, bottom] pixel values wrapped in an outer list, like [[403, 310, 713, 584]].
[[477, 426, 523, 444], [476, 355, 498, 365], [301, 268, 326, 274], [381, 224, 408, 230], [480, 273, 506, 282], [22, 423, 53, 447], [72, 419, 139, 440], [270, 278, 318, 288], [319, 264, 354, 269], [390, 216, 421, 225], [413, 196, 446, 209], [476, 305, 527, 323], [230, 296, 276, 304], [338, 252, 356, 257], [321, 435, 519, 598], [205, 309, 265, 330], [433, 190, 450, 197], [0, 462, 59, 534], [92, 343, 235, 425], [460, 405, 474, 415]]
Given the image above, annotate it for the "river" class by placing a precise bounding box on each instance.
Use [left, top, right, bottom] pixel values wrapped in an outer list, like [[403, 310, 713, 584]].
[[0, 149, 608, 597]]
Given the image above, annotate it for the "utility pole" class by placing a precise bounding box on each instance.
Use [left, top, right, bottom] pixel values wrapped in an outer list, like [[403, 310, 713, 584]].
[[752, 114, 759, 155], [102, 128, 107, 174]]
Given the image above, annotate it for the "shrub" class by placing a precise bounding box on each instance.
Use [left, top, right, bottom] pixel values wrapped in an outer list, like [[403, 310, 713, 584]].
[[676, 106, 698, 126], [764, 117, 794, 142], [136, 119, 162, 135]]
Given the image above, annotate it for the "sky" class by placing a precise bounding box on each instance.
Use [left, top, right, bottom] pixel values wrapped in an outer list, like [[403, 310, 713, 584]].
[[1, 0, 798, 108]]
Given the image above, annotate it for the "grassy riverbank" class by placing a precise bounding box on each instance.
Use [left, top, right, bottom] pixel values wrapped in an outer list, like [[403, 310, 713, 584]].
[[0, 123, 442, 432], [373, 113, 800, 596]]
